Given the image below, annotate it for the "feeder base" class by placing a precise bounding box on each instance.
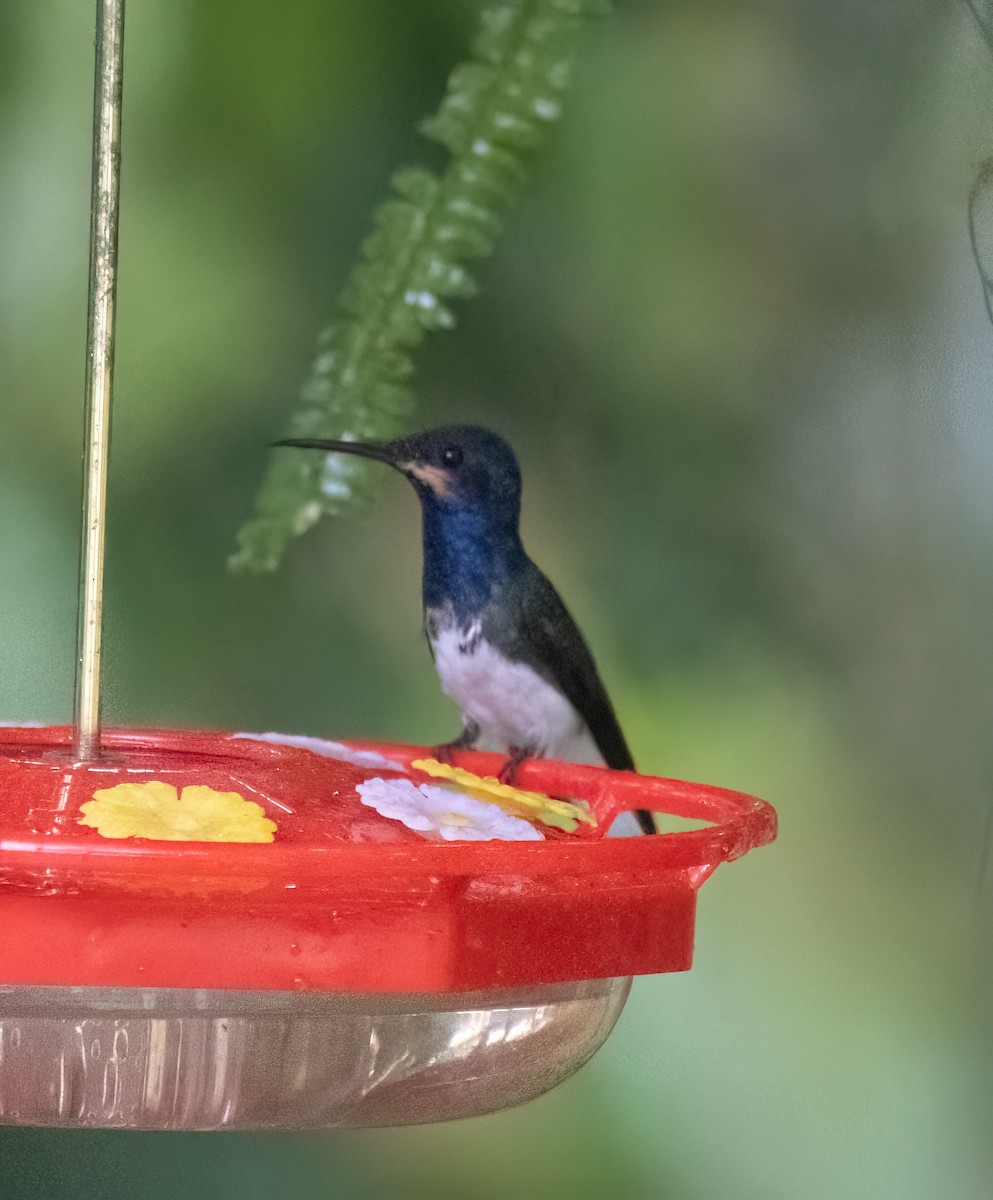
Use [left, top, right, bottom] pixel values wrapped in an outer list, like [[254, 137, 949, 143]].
[[0, 979, 630, 1129]]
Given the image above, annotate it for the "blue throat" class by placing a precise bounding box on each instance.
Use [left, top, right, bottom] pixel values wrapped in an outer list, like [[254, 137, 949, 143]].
[[421, 504, 523, 620]]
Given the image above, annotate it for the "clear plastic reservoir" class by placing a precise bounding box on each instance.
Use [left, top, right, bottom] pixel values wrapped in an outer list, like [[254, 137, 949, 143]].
[[0, 978, 630, 1129]]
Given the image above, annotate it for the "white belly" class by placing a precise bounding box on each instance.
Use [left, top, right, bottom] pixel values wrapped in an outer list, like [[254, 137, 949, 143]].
[[430, 625, 601, 763]]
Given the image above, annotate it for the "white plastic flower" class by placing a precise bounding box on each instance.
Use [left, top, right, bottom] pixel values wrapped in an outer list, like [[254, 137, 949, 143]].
[[232, 732, 403, 772], [356, 777, 544, 842]]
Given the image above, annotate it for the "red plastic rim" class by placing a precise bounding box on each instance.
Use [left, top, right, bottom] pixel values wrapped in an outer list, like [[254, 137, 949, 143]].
[[0, 727, 776, 993]]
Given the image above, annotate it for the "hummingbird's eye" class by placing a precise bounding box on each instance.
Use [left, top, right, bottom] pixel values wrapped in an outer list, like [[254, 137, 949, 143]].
[[441, 446, 463, 468]]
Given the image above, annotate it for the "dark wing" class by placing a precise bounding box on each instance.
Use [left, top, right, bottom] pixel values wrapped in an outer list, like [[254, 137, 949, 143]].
[[486, 559, 635, 771]]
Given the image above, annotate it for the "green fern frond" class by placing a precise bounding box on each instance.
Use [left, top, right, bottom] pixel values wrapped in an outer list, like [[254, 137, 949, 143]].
[[230, 0, 610, 572]]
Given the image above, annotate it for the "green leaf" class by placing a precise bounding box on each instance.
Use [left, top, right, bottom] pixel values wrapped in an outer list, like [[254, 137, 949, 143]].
[[231, 0, 610, 573]]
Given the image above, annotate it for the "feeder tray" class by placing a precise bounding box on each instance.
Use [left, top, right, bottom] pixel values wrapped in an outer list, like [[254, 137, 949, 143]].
[[0, 726, 775, 1128]]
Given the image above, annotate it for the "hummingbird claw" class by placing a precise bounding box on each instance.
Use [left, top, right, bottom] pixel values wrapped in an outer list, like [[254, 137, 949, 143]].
[[432, 722, 480, 764], [498, 746, 534, 786], [431, 741, 459, 765]]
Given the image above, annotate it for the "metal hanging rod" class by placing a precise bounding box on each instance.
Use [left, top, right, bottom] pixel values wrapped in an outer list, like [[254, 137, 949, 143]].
[[74, 0, 126, 759]]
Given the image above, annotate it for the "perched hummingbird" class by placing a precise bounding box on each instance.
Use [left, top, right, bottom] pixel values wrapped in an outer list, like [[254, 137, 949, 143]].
[[277, 425, 656, 834]]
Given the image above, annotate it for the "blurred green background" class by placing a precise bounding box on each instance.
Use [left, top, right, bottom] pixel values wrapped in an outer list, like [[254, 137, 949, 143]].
[[1, 0, 991, 1196]]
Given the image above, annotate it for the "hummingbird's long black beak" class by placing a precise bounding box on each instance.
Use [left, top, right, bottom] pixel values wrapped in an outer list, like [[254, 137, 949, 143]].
[[273, 438, 397, 466], [273, 436, 451, 496]]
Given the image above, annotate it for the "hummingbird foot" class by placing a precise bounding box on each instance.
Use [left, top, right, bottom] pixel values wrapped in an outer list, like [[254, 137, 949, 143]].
[[497, 745, 535, 786], [432, 722, 481, 764]]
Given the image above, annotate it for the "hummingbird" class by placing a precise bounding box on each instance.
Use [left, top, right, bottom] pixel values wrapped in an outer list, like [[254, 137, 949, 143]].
[[276, 425, 656, 834]]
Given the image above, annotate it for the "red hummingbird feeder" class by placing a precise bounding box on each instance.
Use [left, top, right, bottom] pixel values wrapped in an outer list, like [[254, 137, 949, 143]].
[[0, 725, 774, 1128], [0, 0, 776, 1129]]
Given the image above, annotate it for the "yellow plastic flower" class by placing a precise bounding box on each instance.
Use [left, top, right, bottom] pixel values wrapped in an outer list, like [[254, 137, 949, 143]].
[[410, 759, 595, 833], [79, 780, 277, 843]]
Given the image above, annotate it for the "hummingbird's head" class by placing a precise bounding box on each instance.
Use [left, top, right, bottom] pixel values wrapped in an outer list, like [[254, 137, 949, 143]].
[[276, 425, 522, 526]]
